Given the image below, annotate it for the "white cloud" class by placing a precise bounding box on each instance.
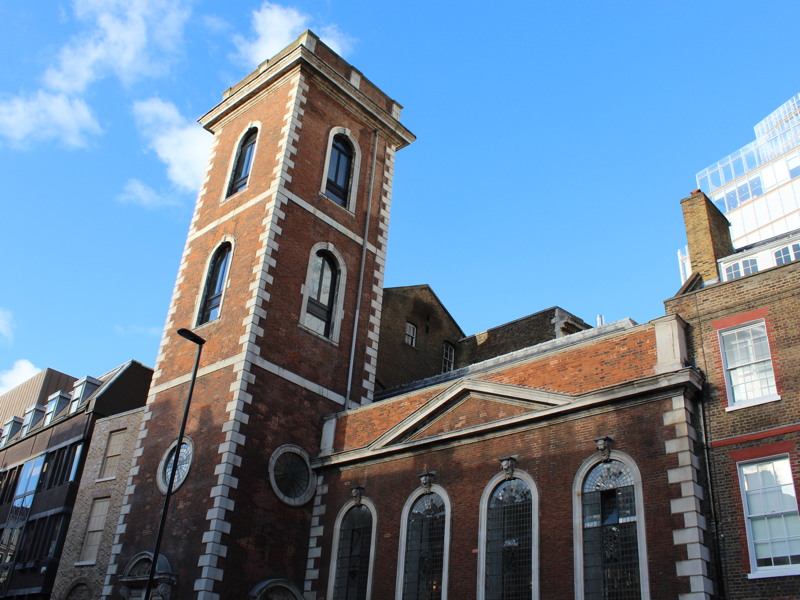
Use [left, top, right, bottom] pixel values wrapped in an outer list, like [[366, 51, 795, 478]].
[[0, 91, 102, 148], [0, 0, 189, 149], [118, 179, 181, 208], [0, 360, 41, 396], [45, 0, 191, 94], [133, 98, 211, 192], [0, 309, 12, 343], [234, 2, 354, 68]]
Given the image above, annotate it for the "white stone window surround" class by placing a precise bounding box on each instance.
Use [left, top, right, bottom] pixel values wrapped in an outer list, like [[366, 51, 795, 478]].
[[572, 451, 650, 600], [326, 496, 379, 600], [737, 453, 800, 579], [320, 126, 362, 212], [299, 242, 348, 344], [395, 483, 452, 600], [220, 122, 262, 202], [193, 235, 235, 329], [476, 470, 539, 600], [268, 444, 316, 507], [156, 436, 194, 494], [717, 319, 781, 412]]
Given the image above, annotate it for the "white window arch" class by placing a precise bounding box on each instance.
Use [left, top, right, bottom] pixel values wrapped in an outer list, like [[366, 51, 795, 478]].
[[395, 483, 451, 600], [327, 497, 378, 600], [196, 237, 234, 326], [299, 242, 347, 342], [572, 451, 650, 600], [223, 123, 261, 200], [477, 470, 539, 600], [320, 126, 361, 211]]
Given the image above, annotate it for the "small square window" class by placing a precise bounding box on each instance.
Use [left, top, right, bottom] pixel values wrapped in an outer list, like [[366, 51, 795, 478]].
[[404, 322, 417, 347]]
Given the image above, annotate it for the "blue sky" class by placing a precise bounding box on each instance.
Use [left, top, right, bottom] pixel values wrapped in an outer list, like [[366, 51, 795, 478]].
[[1, 1, 798, 392]]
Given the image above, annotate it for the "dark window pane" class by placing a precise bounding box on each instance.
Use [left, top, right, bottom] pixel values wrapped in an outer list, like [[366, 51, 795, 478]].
[[334, 505, 373, 600], [198, 244, 232, 325], [227, 130, 257, 196], [325, 134, 354, 206], [403, 493, 446, 600]]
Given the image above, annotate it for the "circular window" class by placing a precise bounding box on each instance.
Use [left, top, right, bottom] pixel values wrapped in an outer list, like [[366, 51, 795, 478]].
[[268, 445, 315, 506], [157, 438, 194, 494]]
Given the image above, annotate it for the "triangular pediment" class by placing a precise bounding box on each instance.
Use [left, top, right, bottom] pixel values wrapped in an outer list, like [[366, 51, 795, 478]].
[[369, 379, 572, 450]]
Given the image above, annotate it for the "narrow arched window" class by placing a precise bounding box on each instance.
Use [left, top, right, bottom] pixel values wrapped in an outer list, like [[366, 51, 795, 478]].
[[304, 251, 338, 337], [227, 129, 257, 196], [325, 134, 354, 206], [333, 504, 373, 600], [402, 492, 446, 600], [485, 478, 532, 599], [582, 460, 640, 600], [197, 243, 231, 325]]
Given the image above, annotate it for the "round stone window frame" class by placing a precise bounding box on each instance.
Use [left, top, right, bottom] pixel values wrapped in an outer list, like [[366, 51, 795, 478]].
[[156, 437, 195, 494], [268, 444, 315, 506]]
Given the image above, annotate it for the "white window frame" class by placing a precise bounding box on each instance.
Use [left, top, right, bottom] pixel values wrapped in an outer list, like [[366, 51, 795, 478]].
[[98, 429, 126, 480], [404, 322, 417, 348], [78, 496, 111, 564], [327, 497, 378, 600], [572, 451, 650, 600], [194, 236, 235, 328], [442, 343, 455, 373], [737, 454, 800, 578], [299, 242, 347, 343], [221, 123, 261, 202], [477, 470, 539, 600], [395, 483, 452, 600], [719, 319, 780, 411], [320, 127, 362, 212]]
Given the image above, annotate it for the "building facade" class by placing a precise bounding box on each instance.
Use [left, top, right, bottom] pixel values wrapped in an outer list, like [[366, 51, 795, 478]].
[[0, 361, 150, 600], [666, 191, 800, 600], [680, 94, 800, 280], [107, 31, 414, 600]]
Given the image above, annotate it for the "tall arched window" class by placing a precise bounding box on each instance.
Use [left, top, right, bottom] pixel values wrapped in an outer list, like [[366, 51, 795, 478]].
[[485, 478, 533, 599], [401, 491, 447, 600], [304, 250, 338, 337], [325, 134, 354, 206], [227, 128, 257, 197], [332, 503, 374, 600], [581, 459, 641, 600], [197, 243, 231, 325]]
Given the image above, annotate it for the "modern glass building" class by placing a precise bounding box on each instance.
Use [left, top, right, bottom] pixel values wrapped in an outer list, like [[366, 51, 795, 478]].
[[679, 94, 800, 281]]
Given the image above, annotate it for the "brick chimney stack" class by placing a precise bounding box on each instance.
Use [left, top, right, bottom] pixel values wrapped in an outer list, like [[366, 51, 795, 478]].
[[680, 190, 733, 284]]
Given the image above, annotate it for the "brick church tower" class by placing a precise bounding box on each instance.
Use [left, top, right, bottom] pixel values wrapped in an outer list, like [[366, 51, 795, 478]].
[[106, 32, 414, 600]]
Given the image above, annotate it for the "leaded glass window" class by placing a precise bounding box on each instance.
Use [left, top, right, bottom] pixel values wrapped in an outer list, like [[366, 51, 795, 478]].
[[582, 460, 640, 600], [486, 478, 532, 600], [333, 505, 373, 600], [402, 492, 446, 600]]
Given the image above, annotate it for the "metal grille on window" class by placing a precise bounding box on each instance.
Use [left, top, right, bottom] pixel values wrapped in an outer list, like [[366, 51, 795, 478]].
[[582, 460, 640, 600], [273, 452, 311, 500], [333, 504, 373, 600], [486, 478, 532, 600], [402, 492, 445, 600]]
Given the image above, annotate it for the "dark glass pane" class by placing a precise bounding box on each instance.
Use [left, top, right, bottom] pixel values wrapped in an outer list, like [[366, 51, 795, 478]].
[[486, 479, 532, 600], [326, 135, 353, 206], [334, 505, 373, 600], [198, 244, 231, 324], [403, 493, 446, 600], [228, 130, 257, 196], [305, 252, 337, 337], [273, 452, 311, 500]]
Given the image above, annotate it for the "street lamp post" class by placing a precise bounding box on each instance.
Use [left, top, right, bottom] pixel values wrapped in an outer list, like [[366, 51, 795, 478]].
[[144, 328, 205, 600]]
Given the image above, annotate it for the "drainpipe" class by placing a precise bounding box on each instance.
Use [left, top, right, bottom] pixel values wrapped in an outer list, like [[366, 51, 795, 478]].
[[345, 129, 379, 409]]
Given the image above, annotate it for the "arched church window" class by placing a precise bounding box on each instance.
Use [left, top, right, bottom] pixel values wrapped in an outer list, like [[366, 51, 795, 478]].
[[333, 504, 373, 600], [401, 492, 446, 600], [325, 134, 354, 206], [485, 478, 533, 599], [581, 460, 641, 600], [303, 251, 338, 337]]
